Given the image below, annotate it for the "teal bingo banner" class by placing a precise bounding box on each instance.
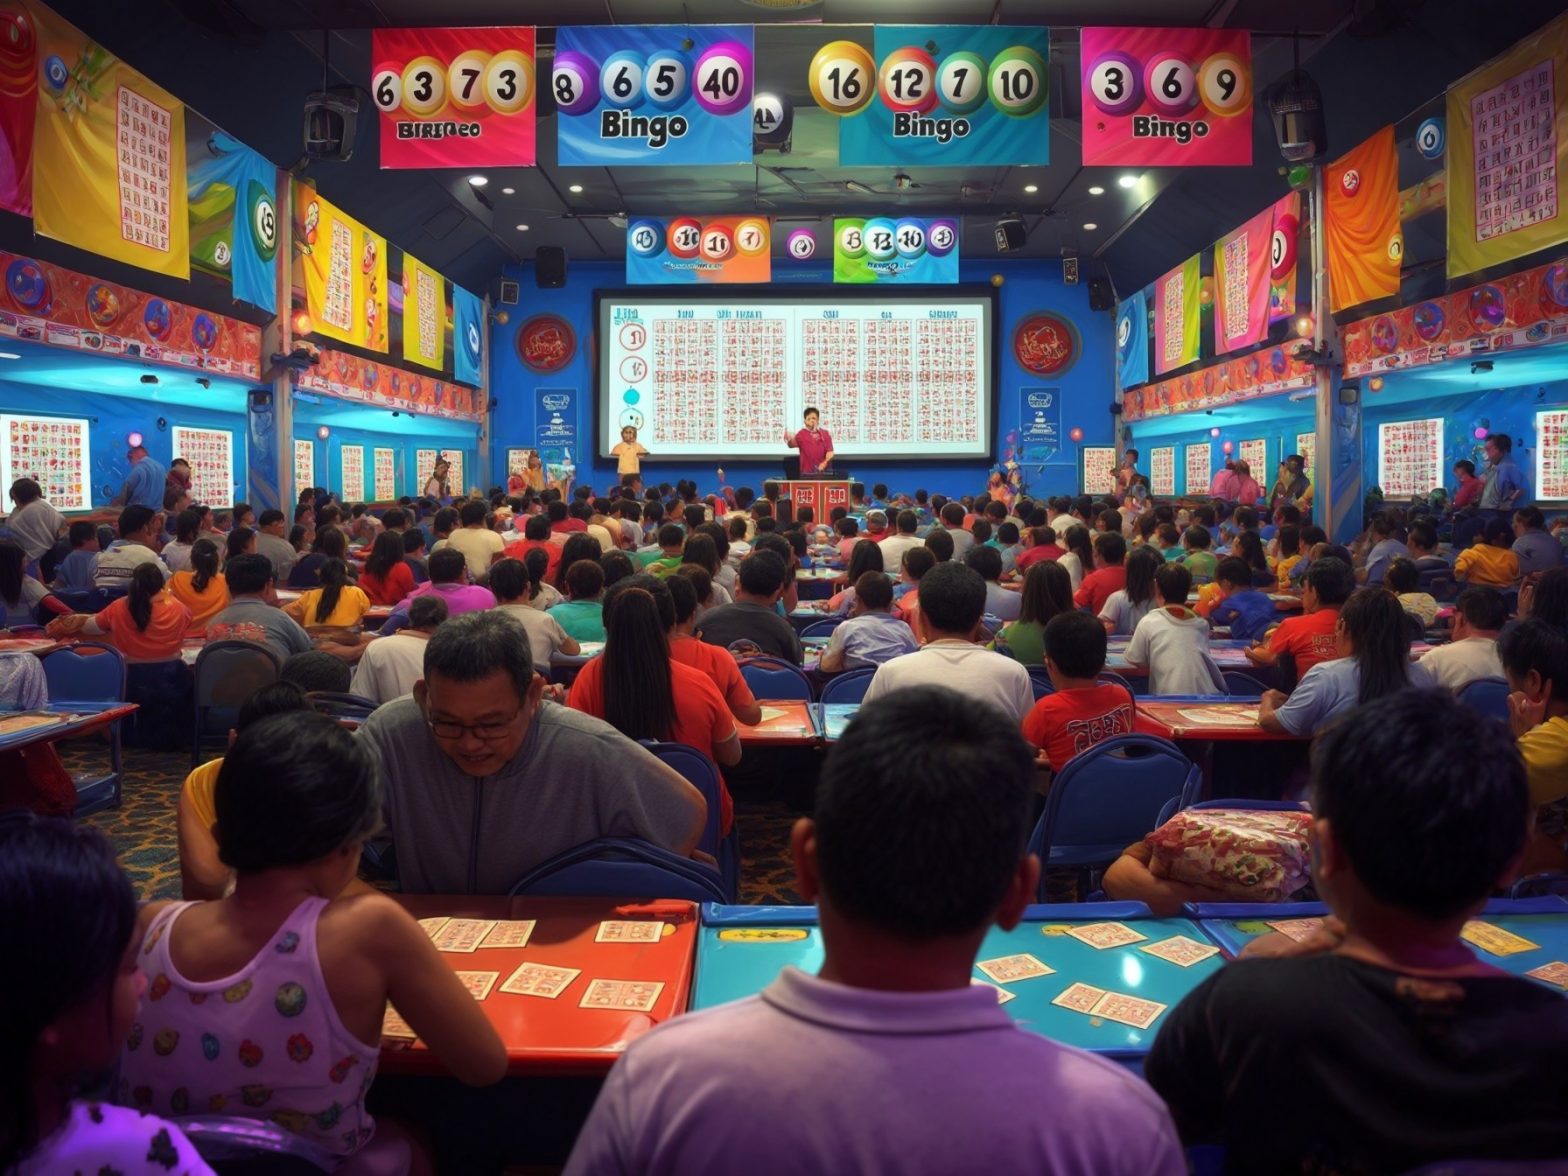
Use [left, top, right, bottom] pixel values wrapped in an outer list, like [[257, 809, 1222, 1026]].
[[833, 217, 958, 285], [553, 25, 754, 166], [826, 26, 1050, 166]]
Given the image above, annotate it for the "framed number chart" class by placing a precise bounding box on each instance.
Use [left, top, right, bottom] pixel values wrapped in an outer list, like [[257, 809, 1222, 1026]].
[[1185, 443, 1212, 495], [1150, 446, 1176, 496], [374, 447, 397, 500], [416, 448, 438, 492], [170, 427, 235, 508], [1295, 431, 1316, 490], [1238, 438, 1267, 475], [1081, 446, 1117, 497], [1536, 410, 1568, 501], [1377, 418, 1443, 499], [0, 414, 90, 511], [340, 444, 365, 503], [293, 439, 315, 500]]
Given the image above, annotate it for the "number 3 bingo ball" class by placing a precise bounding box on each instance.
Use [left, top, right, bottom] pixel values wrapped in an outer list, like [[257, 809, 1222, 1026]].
[[1086, 50, 1143, 117], [809, 39, 875, 117], [483, 50, 534, 115], [877, 46, 938, 115], [987, 45, 1047, 118], [400, 56, 447, 116], [551, 50, 600, 117], [693, 41, 752, 117]]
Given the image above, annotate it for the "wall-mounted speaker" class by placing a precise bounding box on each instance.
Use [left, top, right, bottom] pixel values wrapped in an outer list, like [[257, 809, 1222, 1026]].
[[498, 280, 520, 305], [1088, 276, 1115, 312], [535, 247, 567, 289], [993, 217, 1026, 253]]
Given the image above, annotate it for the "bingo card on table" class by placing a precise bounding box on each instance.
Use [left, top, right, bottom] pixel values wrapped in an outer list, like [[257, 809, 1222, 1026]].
[[1377, 418, 1443, 499], [1536, 410, 1568, 501], [373, 447, 396, 500], [1150, 446, 1176, 497], [170, 427, 235, 508], [1, 415, 90, 511], [339, 444, 365, 503], [1185, 443, 1212, 496]]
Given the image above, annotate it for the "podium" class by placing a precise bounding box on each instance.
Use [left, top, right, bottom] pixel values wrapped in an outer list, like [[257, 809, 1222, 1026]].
[[777, 477, 853, 522]]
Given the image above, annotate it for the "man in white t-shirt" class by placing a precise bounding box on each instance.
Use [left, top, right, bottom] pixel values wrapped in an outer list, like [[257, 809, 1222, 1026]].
[[940, 502, 975, 561], [1419, 587, 1506, 692], [91, 506, 168, 592], [877, 510, 925, 570], [444, 500, 505, 580], [349, 595, 447, 704], [1123, 564, 1226, 696], [863, 562, 1033, 722]]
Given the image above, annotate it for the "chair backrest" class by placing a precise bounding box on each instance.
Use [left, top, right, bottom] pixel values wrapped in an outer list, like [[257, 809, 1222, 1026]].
[[1509, 871, 1568, 899], [1026, 665, 1055, 701], [739, 655, 814, 701], [1456, 676, 1511, 724], [819, 667, 876, 707], [799, 616, 845, 639], [1028, 734, 1201, 885], [54, 587, 118, 614], [193, 641, 281, 712], [174, 1115, 334, 1172], [1221, 671, 1272, 698], [306, 690, 379, 722], [1187, 797, 1310, 812], [509, 837, 728, 903], [40, 641, 127, 704], [641, 741, 723, 861], [1097, 669, 1136, 693]]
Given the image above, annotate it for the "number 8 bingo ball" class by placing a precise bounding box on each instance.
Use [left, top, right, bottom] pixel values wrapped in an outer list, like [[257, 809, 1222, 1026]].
[[551, 50, 599, 116], [693, 41, 752, 117]]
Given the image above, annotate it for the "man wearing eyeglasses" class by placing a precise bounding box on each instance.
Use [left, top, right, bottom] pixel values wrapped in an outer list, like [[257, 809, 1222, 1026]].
[[358, 610, 707, 894]]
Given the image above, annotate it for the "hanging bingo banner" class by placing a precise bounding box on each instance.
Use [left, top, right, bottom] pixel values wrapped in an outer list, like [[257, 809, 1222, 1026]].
[[1080, 27, 1252, 167], [1325, 126, 1403, 314], [1213, 191, 1299, 353], [187, 126, 279, 314], [1122, 348, 1315, 424], [1342, 256, 1568, 378], [31, 1, 189, 278], [0, 1, 35, 216], [1116, 288, 1149, 389], [401, 252, 445, 370], [553, 25, 753, 166], [832, 216, 958, 284], [294, 347, 485, 422], [1153, 253, 1200, 374], [0, 249, 261, 377], [826, 26, 1050, 166], [371, 27, 535, 169], [451, 283, 484, 387], [626, 215, 771, 284], [292, 182, 388, 353]]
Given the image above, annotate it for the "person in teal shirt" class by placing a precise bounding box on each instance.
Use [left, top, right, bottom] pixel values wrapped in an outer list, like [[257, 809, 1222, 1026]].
[[551, 559, 607, 642]]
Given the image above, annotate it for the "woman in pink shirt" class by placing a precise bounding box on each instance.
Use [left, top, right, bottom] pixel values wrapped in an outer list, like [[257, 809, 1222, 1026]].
[[1231, 460, 1264, 505]]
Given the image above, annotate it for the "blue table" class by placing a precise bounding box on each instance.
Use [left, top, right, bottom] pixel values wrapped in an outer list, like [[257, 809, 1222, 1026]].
[[1191, 897, 1568, 992], [819, 702, 858, 742], [694, 902, 1226, 1066]]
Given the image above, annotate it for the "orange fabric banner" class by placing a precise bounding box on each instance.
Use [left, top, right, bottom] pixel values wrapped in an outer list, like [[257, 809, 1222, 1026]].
[[1324, 125, 1403, 313]]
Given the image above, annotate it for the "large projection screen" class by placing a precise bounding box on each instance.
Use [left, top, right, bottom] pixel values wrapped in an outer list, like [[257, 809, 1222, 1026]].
[[596, 288, 996, 463]]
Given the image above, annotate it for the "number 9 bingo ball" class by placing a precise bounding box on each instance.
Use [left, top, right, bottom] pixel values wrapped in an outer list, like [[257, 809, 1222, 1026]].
[[551, 50, 600, 117], [1196, 51, 1250, 117], [693, 41, 752, 117], [808, 39, 875, 117]]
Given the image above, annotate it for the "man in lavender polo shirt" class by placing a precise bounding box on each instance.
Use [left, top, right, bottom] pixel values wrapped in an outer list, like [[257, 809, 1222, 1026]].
[[563, 685, 1185, 1176], [381, 547, 496, 632], [784, 406, 835, 474]]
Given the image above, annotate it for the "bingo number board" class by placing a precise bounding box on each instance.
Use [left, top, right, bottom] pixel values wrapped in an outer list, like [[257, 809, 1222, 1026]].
[[170, 427, 235, 508], [1537, 410, 1568, 501], [1238, 438, 1267, 476], [597, 292, 993, 461], [1185, 443, 1212, 495], [293, 440, 315, 500], [1150, 446, 1176, 496], [1081, 446, 1117, 497], [373, 448, 396, 500], [1, 415, 90, 511], [1377, 418, 1443, 499], [340, 444, 365, 503]]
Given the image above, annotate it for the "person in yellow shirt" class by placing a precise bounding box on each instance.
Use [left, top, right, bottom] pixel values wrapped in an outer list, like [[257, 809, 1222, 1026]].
[[1272, 524, 1303, 592], [1501, 619, 1568, 875], [167, 538, 229, 634], [282, 557, 371, 627], [1454, 517, 1521, 589], [611, 425, 649, 478], [176, 681, 314, 899]]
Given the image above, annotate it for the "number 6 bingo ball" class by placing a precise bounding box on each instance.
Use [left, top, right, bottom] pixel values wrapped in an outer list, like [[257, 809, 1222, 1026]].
[[551, 50, 599, 116], [693, 41, 752, 117]]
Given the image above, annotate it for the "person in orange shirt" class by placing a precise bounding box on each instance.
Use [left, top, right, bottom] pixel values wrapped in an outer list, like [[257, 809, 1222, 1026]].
[[166, 538, 229, 634], [568, 573, 740, 833], [504, 513, 563, 583], [666, 571, 761, 727], [1243, 555, 1354, 684], [1454, 517, 1521, 589], [48, 562, 191, 660]]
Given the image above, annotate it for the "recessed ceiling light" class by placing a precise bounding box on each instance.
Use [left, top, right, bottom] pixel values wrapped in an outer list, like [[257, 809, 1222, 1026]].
[[1083, 222, 1098, 231], [467, 174, 488, 187], [1088, 185, 1105, 195], [516, 223, 530, 231], [1117, 174, 1138, 189], [568, 184, 584, 193], [0, 351, 19, 359], [1023, 183, 1038, 194], [501, 186, 515, 195]]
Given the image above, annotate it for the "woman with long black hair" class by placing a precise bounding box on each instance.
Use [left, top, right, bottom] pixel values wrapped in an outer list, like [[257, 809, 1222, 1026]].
[[1057, 523, 1095, 592], [48, 562, 189, 659], [284, 557, 370, 628], [359, 530, 414, 606], [826, 539, 885, 614], [553, 533, 601, 594], [167, 537, 228, 633], [995, 560, 1074, 666]]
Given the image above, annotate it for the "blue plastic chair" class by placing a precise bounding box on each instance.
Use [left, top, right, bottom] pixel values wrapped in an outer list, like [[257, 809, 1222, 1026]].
[[39, 642, 127, 815], [1221, 671, 1272, 698], [509, 837, 729, 903], [191, 640, 281, 766], [54, 587, 119, 615], [1027, 734, 1202, 897], [306, 690, 380, 724], [819, 667, 875, 707], [1097, 669, 1136, 693], [740, 655, 814, 701], [1187, 798, 1309, 812], [1027, 665, 1055, 701], [1456, 676, 1511, 724], [1510, 871, 1568, 899], [799, 616, 845, 640], [175, 1115, 335, 1173], [641, 740, 739, 902]]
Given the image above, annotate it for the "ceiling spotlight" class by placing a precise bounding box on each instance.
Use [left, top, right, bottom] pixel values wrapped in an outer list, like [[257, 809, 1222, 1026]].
[[501, 186, 515, 195], [516, 223, 530, 231], [568, 183, 584, 193], [1117, 174, 1138, 189], [1083, 222, 1098, 231], [1023, 183, 1038, 194], [467, 174, 488, 187], [844, 180, 875, 195], [1088, 185, 1105, 196]]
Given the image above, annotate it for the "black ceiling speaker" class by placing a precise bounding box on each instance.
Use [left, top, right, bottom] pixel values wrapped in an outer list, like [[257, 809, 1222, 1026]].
[[1088, 276, 1115, 312], [303, 87, 359, 162], [536, 246, 567, 289], [993, 216, 1026, 253]]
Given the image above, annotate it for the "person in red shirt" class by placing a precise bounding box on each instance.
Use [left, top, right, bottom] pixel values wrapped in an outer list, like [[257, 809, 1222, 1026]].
[[547, 499, 586, 534], [1014, 525, 1064, 574], [1073, 532, 1128, 614], [358, 530, 415, 606], [784, 407, 835, 474], [568, 573, 740, 833], [1451, 459, 1484, 511], [503, 513, 563, 582], [1245, 555, 1354, 683], [1021, 611, 1136, 775], [666, 572, 762, 727]]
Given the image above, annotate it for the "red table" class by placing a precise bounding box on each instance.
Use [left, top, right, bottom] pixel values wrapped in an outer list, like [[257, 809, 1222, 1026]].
[[382, 896, 697, 1078], [737, 700, 820, 746], [0, 701, 139, 752], [1137, 700, 1307, 742], [0, 636, 63, 657]]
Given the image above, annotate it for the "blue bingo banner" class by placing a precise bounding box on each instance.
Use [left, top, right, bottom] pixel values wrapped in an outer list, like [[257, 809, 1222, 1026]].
[[553, 25, 754, 166], [832, 217, 959, 284], [188, 131, 278, 314], [452, 284, 485, 387], [1116, 288, 1149, 389], [827, 25, 1050, 167]]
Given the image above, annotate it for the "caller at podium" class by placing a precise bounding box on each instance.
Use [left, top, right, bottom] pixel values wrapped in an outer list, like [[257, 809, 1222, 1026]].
[[783, 407, 835, 474]]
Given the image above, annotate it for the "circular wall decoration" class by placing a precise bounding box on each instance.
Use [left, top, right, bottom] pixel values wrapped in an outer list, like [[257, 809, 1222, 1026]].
[[1012, 311, 1080, 376], [516, 313, 577, 373]]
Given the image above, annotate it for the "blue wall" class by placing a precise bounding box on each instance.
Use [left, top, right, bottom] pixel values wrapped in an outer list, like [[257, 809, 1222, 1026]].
[[290, 397, 479, 503], [488, 258, 1117, 500], [1126, 397, 1317, 497]]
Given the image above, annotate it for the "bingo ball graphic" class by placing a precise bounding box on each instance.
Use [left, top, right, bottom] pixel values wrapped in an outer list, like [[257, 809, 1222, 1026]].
[[988, 45, 1047, 118], [1412, 300, 1446, 342], [1086, 50, 1143, 117], [551, 50, 600, 117], [808, 39, 875, 117], [6, 256, 46, 309], [935, 50, 988, 115], [877, 45, 938, 115], [1539, 263, 1568, 317], [925, 219, 958, 257], [191, 313, 218, 352], [1468, 285, 1505, 332], [41, 52, 65, 93], [599, 50, 646, 111], [785, 228, 816, 260], [143, 299, 173, 341], [86, 283, 120, 327], [693, 40, 751, 116], [1370, 315, 1398, 354]]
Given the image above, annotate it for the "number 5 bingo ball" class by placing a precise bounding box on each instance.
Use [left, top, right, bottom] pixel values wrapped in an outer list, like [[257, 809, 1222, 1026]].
[[987, 45, 1048, 118], [551, 50, 599, 116], [693, 41, 752, 117], [809, 40, 875, 117], [1086, 50, 1143, 117]]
